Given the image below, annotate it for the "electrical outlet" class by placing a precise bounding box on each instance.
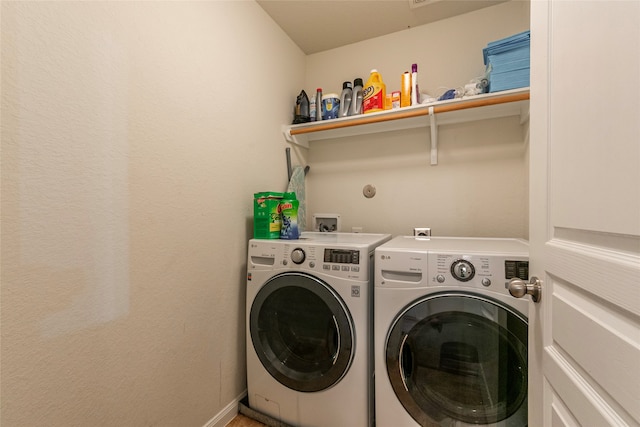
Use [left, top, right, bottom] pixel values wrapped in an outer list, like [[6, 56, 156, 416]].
[[413, 228, 431, 237]]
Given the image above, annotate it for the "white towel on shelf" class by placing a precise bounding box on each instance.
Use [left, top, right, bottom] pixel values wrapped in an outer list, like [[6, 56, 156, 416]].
[[287, 166, 306, 232]]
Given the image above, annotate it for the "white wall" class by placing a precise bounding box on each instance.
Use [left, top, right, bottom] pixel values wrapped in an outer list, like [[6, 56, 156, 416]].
[[0, 2, 304, 426], [303, 1, 531, 238], [1, 1, 531, 425]]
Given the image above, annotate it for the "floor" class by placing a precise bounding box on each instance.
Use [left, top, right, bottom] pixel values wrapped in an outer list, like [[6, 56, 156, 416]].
[[226, 414, 267, 427]]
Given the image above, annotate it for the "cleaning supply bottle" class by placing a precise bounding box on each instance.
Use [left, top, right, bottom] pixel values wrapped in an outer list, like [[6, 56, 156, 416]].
[[411, 63, 420, 106], [384, 93, 392, 110], [322, 93, 340, 120], [348, 78, 364, 116], [401, 71, 411, 107], [315, 88, 323, 121], [309, 92, 316, 122], [363, 69, 386, 114], [338, 81, 352, 117]]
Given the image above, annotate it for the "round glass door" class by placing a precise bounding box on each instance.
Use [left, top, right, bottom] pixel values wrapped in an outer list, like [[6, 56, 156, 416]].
[[386, 292, 528, 426], [250, 272, 354, 392]]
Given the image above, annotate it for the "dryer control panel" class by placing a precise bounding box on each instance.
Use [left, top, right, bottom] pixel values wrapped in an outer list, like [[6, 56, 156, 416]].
[[324, 248, 360, 265], [431, 253, 529, 291], [248, 240, 373, 282], [375, 237, 529, 297]]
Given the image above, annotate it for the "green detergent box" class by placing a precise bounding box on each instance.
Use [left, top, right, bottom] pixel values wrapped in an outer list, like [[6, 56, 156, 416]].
[[253, 192, 284, 239]]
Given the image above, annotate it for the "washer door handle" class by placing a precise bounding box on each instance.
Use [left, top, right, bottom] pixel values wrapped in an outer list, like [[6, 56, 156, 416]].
[[331, 315, 340, 365], [399, 334, 412, 391]]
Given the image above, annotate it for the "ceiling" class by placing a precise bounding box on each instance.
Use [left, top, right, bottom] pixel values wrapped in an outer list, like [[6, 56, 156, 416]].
[[256, 0, 509, 55]]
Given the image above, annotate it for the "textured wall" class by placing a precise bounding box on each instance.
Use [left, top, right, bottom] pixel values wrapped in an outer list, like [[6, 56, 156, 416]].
[[0, 2, 304, 426], [304, 1, 531, 238], [1, 1, 531, 425]]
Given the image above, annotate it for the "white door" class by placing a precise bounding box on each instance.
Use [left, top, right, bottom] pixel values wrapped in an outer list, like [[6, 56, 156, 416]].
[[528, 1, 640, 426]]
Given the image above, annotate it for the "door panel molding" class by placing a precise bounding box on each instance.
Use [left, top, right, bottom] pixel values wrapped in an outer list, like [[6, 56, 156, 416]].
[[545, 238, 640, 316]]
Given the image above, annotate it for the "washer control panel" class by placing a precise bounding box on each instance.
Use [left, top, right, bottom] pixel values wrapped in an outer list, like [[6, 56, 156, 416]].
[[375, 237, 529, 295], [324, 248, 360, 265], [248, 240, 372, 281], [431, 253, 529, 291]]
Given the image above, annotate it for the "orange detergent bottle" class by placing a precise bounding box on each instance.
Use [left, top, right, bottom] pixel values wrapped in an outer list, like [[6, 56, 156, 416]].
[[363, 69, 386, 114]]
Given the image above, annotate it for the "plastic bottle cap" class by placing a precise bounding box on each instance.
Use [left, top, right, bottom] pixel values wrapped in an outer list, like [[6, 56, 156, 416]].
[[343, 81, 352, 89], [354, 78, 363, 87]]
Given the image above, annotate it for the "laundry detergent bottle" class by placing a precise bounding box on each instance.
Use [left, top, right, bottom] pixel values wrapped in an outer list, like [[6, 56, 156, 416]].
[[338, 81, 352, 117], [363, 69, 386, 114], [348, 78, 364, 116]]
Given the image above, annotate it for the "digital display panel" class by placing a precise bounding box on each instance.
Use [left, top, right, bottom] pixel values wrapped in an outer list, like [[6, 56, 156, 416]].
[[505, 260, 529, 280], [324, 249, 359, 264]]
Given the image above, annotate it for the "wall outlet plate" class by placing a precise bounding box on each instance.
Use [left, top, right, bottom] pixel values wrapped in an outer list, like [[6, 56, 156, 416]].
[[413, 227, 431, 237], [313, 213, 341, 232]]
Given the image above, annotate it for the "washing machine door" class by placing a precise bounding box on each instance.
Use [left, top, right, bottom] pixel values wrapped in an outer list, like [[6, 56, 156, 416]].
[[386, 292, 528, 426], [250, 271, 354, 392]]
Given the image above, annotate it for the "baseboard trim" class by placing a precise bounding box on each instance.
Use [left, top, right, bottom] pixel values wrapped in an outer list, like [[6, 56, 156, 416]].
[[203, 390, 248, 427]]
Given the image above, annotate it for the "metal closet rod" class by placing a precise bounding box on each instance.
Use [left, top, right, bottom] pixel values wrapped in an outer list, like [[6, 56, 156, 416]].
[[285, 147, 310, 182], [289, 91, 530, 136]]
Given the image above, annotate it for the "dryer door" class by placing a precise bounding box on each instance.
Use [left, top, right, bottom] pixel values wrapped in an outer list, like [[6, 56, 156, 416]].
[[250, 272, 354, 392], [386, 292, 528, 426]]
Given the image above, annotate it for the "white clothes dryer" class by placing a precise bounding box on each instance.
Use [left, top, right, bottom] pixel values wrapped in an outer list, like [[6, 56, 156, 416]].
[[374, 237, 530, 427], [247, 232, 391, 427]]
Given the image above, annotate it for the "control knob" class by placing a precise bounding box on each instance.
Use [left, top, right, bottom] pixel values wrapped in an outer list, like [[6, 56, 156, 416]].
[[451, 259, 475, 282], [291, 248, 306, 264]]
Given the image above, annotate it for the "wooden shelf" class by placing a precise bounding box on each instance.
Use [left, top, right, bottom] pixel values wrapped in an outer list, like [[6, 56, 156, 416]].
[[282, 87, 530, 164]]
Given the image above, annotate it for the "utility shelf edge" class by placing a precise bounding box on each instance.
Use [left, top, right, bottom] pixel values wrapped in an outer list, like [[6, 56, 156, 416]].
[[283, 87, 530, 146]]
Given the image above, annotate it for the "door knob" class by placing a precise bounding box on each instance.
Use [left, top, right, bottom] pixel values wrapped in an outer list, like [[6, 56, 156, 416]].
[[508, 276, 542, 303]]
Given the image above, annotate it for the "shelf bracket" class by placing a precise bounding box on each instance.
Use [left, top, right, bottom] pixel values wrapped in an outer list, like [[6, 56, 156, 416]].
[[282, 125, 309, 149], [429, 106, 438, 165]]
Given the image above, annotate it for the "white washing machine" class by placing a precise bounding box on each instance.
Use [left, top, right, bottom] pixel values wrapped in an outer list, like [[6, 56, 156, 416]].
[[247, 232, 391, 427], [374, 236, 530, 427]]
